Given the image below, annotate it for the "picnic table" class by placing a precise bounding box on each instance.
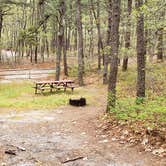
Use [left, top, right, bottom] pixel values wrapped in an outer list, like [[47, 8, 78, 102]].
[[34, 80, 75, 94]]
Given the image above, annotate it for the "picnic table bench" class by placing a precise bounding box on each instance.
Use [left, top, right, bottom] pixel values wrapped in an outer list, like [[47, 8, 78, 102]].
[[34, 80, 75, 94]]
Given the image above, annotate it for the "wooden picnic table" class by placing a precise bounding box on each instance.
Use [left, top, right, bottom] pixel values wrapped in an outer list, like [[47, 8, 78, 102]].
[[34, 80, 75, 94]]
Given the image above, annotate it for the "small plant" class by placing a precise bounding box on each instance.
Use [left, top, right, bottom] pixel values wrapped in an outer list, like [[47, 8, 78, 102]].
[[136, 97, 145, 104]]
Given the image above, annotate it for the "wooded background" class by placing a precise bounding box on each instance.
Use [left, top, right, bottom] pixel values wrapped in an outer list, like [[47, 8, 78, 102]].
[[0, 0, 165, 110]]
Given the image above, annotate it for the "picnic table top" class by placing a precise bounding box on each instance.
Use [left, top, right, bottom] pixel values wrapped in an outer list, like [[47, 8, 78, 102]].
[[35, 80, 74, 84]]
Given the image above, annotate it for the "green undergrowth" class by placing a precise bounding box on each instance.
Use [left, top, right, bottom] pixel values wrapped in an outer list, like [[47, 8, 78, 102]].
[[109, 96, 166, 125], [109, 62, 166, 126], [0, 81, 95, 110]]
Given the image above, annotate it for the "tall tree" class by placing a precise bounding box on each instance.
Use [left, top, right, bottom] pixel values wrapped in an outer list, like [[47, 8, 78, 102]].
[[63, 21, 68, 76], [34, 0, 41, 64], [103, 0, 112, 84], [76, 0, 84, 86], [107, 0, 121, 111], [55, 0, 65, 80], [136, 0, 145, 99], [122, 0, 132, 71], [39, 0, 47, 62], [90, 0, 104, 70], [0, 8, 2, 39], [157, 10, 165, 61], [157, 27, 164, 61], [0, 8, 3, 61]]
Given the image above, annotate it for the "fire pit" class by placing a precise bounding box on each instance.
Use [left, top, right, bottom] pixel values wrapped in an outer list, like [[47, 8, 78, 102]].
[[69, 98, 86, 106]]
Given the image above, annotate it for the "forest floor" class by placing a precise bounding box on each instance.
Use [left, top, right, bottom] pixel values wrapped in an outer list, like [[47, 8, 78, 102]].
[[0, 105, 165, 166], [0, 60, 165, 166]]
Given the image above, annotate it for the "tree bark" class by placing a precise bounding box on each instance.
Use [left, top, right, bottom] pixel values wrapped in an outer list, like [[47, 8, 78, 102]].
[[136, 0, 146, 98], [157, 28, 163, 61], [0, 9, 2, 39], [76, 0, 84, 86], [91, 0, 104, 70], [39, 1, 46, 62], [0, 9, 3, 62], [34, 0, 40, 64], [34, 44, 38, 64], [74, 27, 77, 52], [89, 6, 94, 57], [103, 0, 112, 84], [66, 25, 71, 50], [63, 25, 68, 76], [107, 0, 121, 111], [122, 0, 132, 71], [55, 0, 65, 80]]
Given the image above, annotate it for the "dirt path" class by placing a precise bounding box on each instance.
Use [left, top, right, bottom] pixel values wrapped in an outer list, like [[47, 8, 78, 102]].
[[0, 105, 165, 166]]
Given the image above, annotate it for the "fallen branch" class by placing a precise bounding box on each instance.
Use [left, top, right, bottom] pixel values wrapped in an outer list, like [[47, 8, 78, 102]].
[[62, 156, 84, 164], [5, 150, 16, 155]]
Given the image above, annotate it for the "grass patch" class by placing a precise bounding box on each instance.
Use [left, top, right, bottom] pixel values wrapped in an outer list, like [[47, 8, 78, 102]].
[[110, 96, 166, 124], [108, 62, 166, 127], [0, 81, 96, 110]]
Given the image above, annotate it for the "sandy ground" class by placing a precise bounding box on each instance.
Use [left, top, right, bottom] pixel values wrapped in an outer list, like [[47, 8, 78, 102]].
[[0, 105, 165, 166]]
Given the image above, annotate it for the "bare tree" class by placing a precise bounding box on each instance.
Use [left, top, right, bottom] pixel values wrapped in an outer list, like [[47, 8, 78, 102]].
[[157, 27, 164, 61], [107, 0, 121, 111], [122, 0, 132, 71], [103, 0, 112, 84], [76, 0, 84, 86], [55, 0, 65, 80], [63, 24, 68, 76], [136, 0, 145, 98], [90, 0, 104, 70], [0, 8, 2, 39], [0, 8, 3, 61]]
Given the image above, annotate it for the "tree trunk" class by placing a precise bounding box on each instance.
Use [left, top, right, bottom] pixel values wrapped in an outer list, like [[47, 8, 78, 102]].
[[107, 0, 121, 111], [122, 0, 132, 71], [103, 0, 112, 84], [41, 37, 45, 62], [157, 28, 163, 61], [0, 9, 3, 62], [63, 26, 68, 76], [34, 1, 40, 64], [39, 0, 47, 62], [67, 25, 71, 50], [55, 0, 65, 80], [34, 43, 38, 64], [76, 0, 84, 86], [136, 0, 145, 98], [51, 21, 57, 54], [89, 7, 94, 57], [0, 9, 2, 39], [74, 27, 77, 52], [46, 38, 49, 58], [144, 0, 148, 57], [30, 45, 33, 63], [90, 0, 104, 70], [56, 33, 63, 80]]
